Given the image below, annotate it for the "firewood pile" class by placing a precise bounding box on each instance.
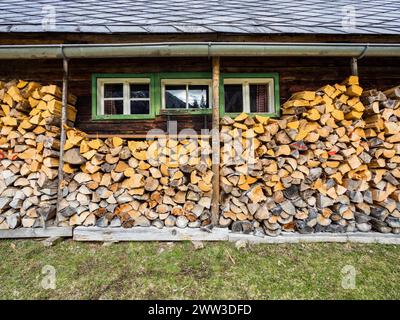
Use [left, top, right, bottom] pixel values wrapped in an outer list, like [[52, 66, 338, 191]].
[[361, 86, 400, 233], [57, 127, 213, 228], [0, 80, 77, 229], [1, 76, 399, 237], [220, 77, 400, 236]]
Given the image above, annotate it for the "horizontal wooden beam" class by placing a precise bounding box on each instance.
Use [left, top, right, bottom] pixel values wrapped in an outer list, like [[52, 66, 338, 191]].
[[74, 226, 229, 241], [229, 232, 400, 244], [0, 227, 73, 239], [73, 227, 400, 244]]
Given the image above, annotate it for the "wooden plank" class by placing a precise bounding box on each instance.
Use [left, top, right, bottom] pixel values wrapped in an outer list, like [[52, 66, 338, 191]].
[[1, 33, 399, 46], [228, 232, 400, 245], [73, 227, 400, 244], [73, 226, 230, 241], [211, 56, 220, 226], [0, 227, 73, 239]]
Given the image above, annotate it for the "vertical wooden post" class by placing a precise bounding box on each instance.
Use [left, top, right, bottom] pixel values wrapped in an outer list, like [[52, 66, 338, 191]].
[[351, 57, 358, 76], [56, 56, 69, 218], [211, 56, 220, 225]]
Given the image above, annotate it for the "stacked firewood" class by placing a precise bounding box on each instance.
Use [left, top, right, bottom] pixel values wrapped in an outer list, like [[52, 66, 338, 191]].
[[0, 79, 77, 229], [361, 85, 400, 233], [220, 76, 400, 236], [57, 127, 213, 228], [1, 76, 399, 236]]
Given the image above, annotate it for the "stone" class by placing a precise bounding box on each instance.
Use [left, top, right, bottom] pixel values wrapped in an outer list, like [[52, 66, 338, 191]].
[[192, 241, 204, 250], [235, 239, 248, 250]]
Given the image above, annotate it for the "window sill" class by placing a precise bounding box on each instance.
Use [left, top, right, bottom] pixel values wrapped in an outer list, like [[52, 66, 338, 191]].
[[223, 112, 280, 118], [92, 114, 155, 120], [160, 109, 212, 116]]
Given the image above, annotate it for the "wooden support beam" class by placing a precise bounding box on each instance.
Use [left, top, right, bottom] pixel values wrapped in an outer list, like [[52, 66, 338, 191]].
[[74, 227, 229, 242], [73, 227, 400, 244], [56, 57, 69, 221], [351, 57, 358, 76], [0, 227, 72, 239], [211, 56, 221, 225]]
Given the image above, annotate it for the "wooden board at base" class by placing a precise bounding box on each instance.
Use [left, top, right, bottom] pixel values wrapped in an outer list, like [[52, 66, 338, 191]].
[[0, 227, 73, 239], [228, 232, 400, 245], [73, 227, 400, 244], [73, 226, 230, 241]]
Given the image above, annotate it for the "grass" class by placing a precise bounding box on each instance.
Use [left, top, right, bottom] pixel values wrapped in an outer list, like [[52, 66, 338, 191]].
[[0, 240, 399, 299]]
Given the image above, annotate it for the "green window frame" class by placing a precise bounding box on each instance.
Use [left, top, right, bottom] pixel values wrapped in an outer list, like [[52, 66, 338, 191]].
[[91, 72, 280, 120], [219, 73, 280, 118], [157, 72, 213, 115], [91, 73, 158, 120]]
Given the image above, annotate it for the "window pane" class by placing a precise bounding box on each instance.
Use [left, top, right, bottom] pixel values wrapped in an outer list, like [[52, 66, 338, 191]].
[[130, 100, 150, 115], [130, 84, 150, 99], [188, 85, 209, 109], [165, 85, 186, 109], [104, 100, 123, 115], [104, 83, 123, 98], [224, 84, 243, 113], [250, 84, 269, 113]]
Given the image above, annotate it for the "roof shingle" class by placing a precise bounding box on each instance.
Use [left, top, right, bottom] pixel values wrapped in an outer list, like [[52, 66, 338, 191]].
[[0, 0, 399, 35]]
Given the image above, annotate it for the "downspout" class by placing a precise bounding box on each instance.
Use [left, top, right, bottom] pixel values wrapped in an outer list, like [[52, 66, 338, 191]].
[[350, 44, 370, 76], [350, 58, 358, 76]]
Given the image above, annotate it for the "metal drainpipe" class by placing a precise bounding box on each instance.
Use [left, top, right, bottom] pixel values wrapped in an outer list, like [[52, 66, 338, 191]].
[[351, 58, 358, 76], [350, 44, 371, 77]]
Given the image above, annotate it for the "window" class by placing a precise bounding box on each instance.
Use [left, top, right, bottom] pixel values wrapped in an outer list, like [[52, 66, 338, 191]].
[[222, 75, 279, 116], [92, 73, 279, 120], [99, 79, 150, 115], [93, 75, 155, 120], [161, 79, 212, 110]]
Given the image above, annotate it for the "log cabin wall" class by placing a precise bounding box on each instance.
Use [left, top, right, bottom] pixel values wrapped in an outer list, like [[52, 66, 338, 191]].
[[0, 33, 399, 135], [0, 36, 399, 134]]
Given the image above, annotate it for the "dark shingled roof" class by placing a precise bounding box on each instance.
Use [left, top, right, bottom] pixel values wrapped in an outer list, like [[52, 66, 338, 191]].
[[0, 0, 399, 35]]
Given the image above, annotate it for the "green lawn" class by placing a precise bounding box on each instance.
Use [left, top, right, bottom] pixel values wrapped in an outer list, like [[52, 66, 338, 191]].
[[0, 240, 399, 299]]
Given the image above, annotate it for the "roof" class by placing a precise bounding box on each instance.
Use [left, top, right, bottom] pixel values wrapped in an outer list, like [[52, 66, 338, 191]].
[[0, 0, 399, 35]]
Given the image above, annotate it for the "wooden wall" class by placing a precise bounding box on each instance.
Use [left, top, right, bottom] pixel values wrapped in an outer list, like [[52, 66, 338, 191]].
[[0, 55, 399, 134]]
